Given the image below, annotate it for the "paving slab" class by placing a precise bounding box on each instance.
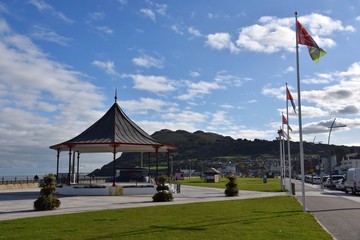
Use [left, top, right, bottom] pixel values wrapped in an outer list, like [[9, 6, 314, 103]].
[[0, 185, 286, 221]]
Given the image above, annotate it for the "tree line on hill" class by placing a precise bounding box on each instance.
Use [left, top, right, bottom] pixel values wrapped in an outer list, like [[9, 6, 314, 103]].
[[91, 129, 360, 176]]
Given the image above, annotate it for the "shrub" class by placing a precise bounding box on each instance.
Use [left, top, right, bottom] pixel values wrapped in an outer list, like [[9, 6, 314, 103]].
[[34, 174, 61, 211], [152, 191, 174, 202], [225, 175, 239, 197], [152, 175, 173, 202]]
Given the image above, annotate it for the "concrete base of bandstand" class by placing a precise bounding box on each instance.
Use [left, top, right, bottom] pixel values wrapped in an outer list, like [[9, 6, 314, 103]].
[[56, 183, 158, 196]]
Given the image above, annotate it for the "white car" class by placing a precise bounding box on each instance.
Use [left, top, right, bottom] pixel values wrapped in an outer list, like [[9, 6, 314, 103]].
[[335, 179, 345, 191]]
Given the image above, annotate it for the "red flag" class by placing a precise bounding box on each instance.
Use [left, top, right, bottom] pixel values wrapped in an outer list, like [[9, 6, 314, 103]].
[[286, 87, 297, 114], [282, 115, 288, 125], [297, 20, 317, 47], [282, 115, 293, 132], [296, 20, 326, 63]]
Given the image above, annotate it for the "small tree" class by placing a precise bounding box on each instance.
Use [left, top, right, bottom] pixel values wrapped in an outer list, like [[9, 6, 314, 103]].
[[34, 174, 61, 211], [152, 175, 173, 202], [225, 175, 239, 197]]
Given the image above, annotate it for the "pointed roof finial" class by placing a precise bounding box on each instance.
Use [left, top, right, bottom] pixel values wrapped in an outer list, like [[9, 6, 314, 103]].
[[115, 88, 118, 103]]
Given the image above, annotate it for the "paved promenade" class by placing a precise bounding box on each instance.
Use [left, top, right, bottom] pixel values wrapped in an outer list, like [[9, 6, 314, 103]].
[[292, 179, 360, 240], [0, 185, 286, 221]]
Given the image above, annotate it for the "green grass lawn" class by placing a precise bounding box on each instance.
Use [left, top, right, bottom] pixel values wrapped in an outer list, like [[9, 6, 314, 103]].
[[179, 176, 282, 192], [0, 196, 331, 240]]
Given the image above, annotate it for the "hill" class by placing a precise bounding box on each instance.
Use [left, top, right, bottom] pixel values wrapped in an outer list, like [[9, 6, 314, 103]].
[[91, 129, 359, 176]]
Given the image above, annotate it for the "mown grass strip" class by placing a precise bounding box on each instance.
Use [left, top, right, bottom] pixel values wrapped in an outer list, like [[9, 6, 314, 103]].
[[0, 196, 331, 240]]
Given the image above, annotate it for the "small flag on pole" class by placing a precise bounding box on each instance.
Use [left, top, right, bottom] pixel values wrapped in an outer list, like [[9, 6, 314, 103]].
[[286, 86, 297, 114], [282, 114, 293, 132], [278, 128, 290, 140], [297, 20, 326, 63]]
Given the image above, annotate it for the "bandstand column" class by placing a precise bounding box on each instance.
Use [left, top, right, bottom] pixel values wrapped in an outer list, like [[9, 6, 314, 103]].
[[56, 149, 60, 183], [67, 146, 72, 185]]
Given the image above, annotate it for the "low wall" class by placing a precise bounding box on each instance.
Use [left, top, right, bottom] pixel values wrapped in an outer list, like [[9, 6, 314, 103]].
[[57, 185, 120, 196], [56, 184, 156, 196], [123, 186, 156, 195], [0, 183, 39, 190]]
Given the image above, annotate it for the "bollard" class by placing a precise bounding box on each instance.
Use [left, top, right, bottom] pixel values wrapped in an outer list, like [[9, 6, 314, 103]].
[[291, 183, 295, 195], [176, 183, 181, 193]]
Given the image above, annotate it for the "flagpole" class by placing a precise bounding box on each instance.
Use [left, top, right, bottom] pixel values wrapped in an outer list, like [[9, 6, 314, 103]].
[[282, 133, 286, 189], [295, 11, 306, 213], [281, 113, 286, 190], [286, 83, 292, 194], [278, 128, 284, 191]]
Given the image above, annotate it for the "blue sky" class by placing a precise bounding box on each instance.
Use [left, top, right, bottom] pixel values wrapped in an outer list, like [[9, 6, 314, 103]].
[[1, 0, 360, 176]]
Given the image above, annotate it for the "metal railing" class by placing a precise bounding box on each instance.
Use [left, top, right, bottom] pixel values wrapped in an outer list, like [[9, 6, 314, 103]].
[[1, 177, 39, 185]]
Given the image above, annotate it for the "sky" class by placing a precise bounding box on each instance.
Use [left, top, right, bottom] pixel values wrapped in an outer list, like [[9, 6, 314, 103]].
[[1, 0, 360, 176]]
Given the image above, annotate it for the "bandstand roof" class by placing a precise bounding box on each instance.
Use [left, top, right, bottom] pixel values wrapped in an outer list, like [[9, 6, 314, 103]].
[[49, 100, 176, 153]]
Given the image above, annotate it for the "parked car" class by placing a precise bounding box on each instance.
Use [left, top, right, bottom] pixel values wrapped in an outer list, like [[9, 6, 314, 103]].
[[344, 168, 360, 195], [325, 175, 344, 189], [335, 179, 345, 191], [322, 175, 329, 185], [324, 177, 330, 188], [312, 176, 321, 185]]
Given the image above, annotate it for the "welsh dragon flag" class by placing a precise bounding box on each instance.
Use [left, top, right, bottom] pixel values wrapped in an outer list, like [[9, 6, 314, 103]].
[[297, 20, 326, 63]]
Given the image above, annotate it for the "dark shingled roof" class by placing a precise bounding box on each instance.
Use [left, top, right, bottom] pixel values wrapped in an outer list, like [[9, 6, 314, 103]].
[[50, 102, 176, 153], [204, 168, 221, 175]]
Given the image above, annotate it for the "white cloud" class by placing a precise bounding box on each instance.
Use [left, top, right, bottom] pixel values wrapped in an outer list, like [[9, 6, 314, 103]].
[[29, 0, 74, 24], [177, 80, 224, 100], [162, 110, 208, 124], [236, 14, 353, 53], [214, 72, 250, 87], [92, 60, 118, 76], [237, 18, 294, 53], [283, 66, 294, 74], [120, 97, 177, 113], [140, 8, 156, 22], [237, 129, 274, 140], [298, 13, 354, 36], [123, 74, 176, 93], [0, 18, 106, 172], [85, 11, 113, 35], [265, 62, 360, 122], [117, 0, 127, 5], [132, 53, 164, 68], [155, 3, 167, 16], [178, 71, 248, 101], [94, 26, 114, 35], [31, 25, 72, 46], [206, 32, 240, 53], [210, 110, 231, 126], [171, 25, 184, 35], [88, 11, 105, 21], [189, 71, 200, 77], [220, 104, 234, 109], [188, 26, 202, 37]]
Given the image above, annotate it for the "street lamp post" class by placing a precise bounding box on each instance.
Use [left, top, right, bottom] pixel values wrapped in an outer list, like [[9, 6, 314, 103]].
[[170, 156, 173, 177], [327, 118, 346, 189]]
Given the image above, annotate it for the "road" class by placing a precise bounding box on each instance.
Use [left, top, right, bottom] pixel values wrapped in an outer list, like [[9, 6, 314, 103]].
[[292, 179, 360, 240]]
